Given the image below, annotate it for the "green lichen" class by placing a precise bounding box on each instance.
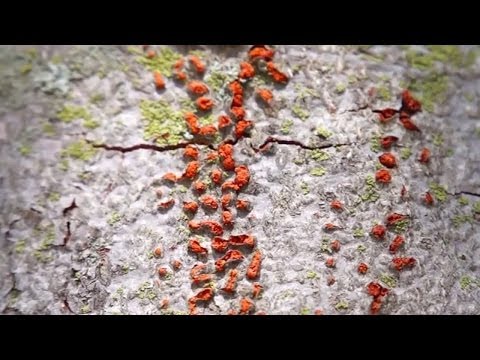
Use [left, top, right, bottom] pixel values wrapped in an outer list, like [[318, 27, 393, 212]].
[[199, 114, 215, 127], [47, 192, 61, 202], [42, 122, 56, 136], [20, 63, 33, 75], [89, 93, 105, 104], [473, 201, 480, 214], [57, 105, 90, 123], [61, 140, 97, 161], [380, 273, 397, 288], [299, 182, 309, 195], [429, 182, 448, 202], [452, 214, 473, 228], [300, 308, 310, 315], [432, 133, 444, 147], [33, 226, 55, 263], [292, 105, 310, 120], [370, 135, 381, 153], [407, 72, 449, 113], [446, 149, 454, 157], [458, 197, 469, 206], [306, 271, 318, 279], [108, 211, 122, 226], [315, 126, 332, 139], [353, 229, 365, 238], [14, 240, 26, 254], [357, 244, 367, 252], [205, 71, 235, 94], [51, 54, 63, 64], [179, 98, 196, 112], [140, 100, 187, 145], [360, 175, 379, 203], [310, 167, 326, 177], [280, 119, 294, 135], [335, 83, 346, 94], [335, 300, 349, 311], [59, 159, 69, 171], [406, 46, 470, 71], [377, 85, 391, 101], [136, 47, 181, 77], [391, 219, 410, 234], [320, 238, 333, 254], [83, 117, 99, 129], [80, 305, 91, 314], [459, 275, 479, 291], [19, 144, 32, 156], [136, 282, 157, 301], [400, 147, 412, 160], [310, 149, 330, 161]]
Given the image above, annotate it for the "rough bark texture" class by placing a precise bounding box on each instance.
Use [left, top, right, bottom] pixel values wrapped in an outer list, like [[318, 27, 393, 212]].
[[1, 45, 479, 315]]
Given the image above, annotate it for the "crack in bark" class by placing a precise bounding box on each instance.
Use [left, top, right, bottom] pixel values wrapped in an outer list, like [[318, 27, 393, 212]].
[[451, 191, 480, 198], [87, 139, 216, 153], [62, 199, 78, 217], [252, 136, 353, 152]]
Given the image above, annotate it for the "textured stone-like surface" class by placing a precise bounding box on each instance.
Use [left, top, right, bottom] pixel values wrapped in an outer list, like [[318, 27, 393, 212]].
[[0, 45, 479, 315]]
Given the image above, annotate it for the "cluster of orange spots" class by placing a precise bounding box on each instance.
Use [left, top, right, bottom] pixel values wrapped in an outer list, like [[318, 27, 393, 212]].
[[358, 263, 369, 274], [146, 49, 156, 59], [218, 143, 235, 171], [371, 224, 387, 240], [381, 135, 399, 149], [188, 238, 208, 255], [367, 282, 389, 315], [324, 223, 340, 231], [330, 199, 343, 211], [378, 153, 397, 168], [189, 55, 206, 74], [215, 249, 244, 272], [222, 210, 234, 226], [211, 236, 229, 252], [392, 257, 416, 271], [184, 145, 199, 160], [187, 80, 209, 96], [236, 199, 250, 211], [162, 172, 178, 183], [172, 260, 182, 270], [239, 61, 255, 79], [211, 169, 223, 184], [190, 263, 212, 284], [235, 119, 254, 138], [247, 250, 262, 280], [419, 148, 431, 163], [330, 239, 341, 252], [196, 97, 214, 112], [200, 195, 218, 210], [153, 70, 165, 90], [239, 298, 255, 314], [385, 212, 408, 227], [221, 193, 233, 210], [266, 61, 289, 84], [424, 191, 434, 205], [150, 45, 267, 314], [325, 257, 336, 268], [248, 45, 275, 62], [153, 247, 163, 258], [375, 168, 392, 184], [158, 267, 168, 277], [373, 108, 398, 123], [252, 283, 263, 298], [389, 235, 404, 254], [157, 198, 175, 210], [256, 88, 273, 104], [173, 58, 187, 81], [182, 161, 200, 180], [188, 288, 213, 315], [193, 181, 207, 193], [374, 90, 421, 131], [230, 234, 255, 248], [218, 115, 232, 129], [221, 269, 238, 293], [160, 298, 169, 309]]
